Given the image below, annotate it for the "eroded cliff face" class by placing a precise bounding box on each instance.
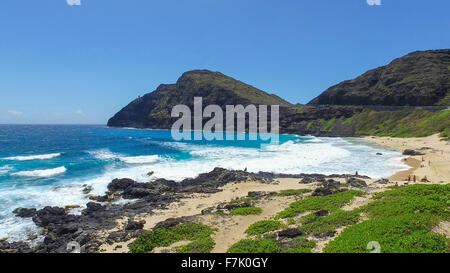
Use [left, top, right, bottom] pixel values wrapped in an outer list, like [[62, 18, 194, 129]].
[[308, 50, 450, 106]]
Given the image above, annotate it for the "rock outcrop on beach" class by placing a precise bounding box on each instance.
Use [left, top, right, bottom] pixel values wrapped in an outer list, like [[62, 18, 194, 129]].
[[2, 168, 370, 253], [308, 50, 450, 106]]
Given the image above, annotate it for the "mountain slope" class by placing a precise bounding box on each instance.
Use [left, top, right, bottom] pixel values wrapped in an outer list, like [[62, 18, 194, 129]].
[[308, 49, 450, 106], [107, 70, 291, 129]]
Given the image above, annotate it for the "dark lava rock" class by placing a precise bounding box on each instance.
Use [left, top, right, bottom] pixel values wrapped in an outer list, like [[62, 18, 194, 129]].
[[312, 187, 333, 196], [55, 223, 79, 235], [32, 206, 67, 227], [125, 220, 145, 231], [402, 149, 424, 156], [375, 178, 390, 184], [90, 195, 109, 202], [347, 177, 368, 188], [376, 153, 383, 155], [277, 228, 304, 238], [223, 202, 251, 211], [420, 177, 431, 183], [0, 239, 32, 253], [85, 202, 104, 212], [108, 178, 136, 192], [312, 187, 345, 197], [323, 179, 340, 187], [247, 191, 275, 198], [108, 230, 144, 244], [314, 230, 336, 238], [299, 177, 315, 184], [13, 207, 37, 218], [314, 210, 330, 217], [153, 216, 196, 230]]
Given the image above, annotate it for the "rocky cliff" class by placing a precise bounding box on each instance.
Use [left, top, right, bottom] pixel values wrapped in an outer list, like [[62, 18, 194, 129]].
[[308, 50, 450, 106], [107, 70, 291, 129]]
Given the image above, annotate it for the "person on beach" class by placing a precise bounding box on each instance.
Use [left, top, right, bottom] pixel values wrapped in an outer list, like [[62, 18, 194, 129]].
[[413, 175, 416, 182], [408, 175, 411, 182]]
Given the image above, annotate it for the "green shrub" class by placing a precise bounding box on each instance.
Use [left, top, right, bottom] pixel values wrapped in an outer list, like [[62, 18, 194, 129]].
[[129, 223, 214, 253], [287, 218, 296, 225], [275, 190, 363, 219], [324, 184, 450, 253], [323, 213, 449, 253], [281, 237, 317, 253], [245, 220, 285, 236], [230, 207, 262, 216], [227, 239, 281, 253], [300, 209, 361, 237], [176, 237, 215, 253], [277, 189, 312, 197]]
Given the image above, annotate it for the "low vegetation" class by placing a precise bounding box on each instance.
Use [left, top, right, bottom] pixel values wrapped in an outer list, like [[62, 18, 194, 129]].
[[245, 220, 286, 236], [324, 184, 450, 253], [300, 209, 361, 237], [175, 237, 215, 253], [275, 190, 363, 219], [227, 239, 281, 253], [277, 189, 312, 197], [230, 206, 263, 216], [129, 223, 214, 253], [229, 197, 256, 204]]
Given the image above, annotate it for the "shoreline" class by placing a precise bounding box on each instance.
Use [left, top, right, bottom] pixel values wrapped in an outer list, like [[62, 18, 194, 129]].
[[1, 134, 448, 253], [362, 134, 449, 184]]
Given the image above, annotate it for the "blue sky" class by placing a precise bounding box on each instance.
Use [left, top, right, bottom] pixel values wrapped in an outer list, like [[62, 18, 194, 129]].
[[0, 0, 449, 124]]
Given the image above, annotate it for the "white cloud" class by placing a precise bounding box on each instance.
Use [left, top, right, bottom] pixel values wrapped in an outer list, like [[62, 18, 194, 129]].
[[367, 0, 381, 5], [75, 109, 85, 116], [8, 110, 23, 116]]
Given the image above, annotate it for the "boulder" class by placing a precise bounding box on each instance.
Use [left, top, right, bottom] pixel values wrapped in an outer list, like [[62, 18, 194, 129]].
[[347, 177, 368, 188], [277, 228, 304, 238], [314, 210, 330, 217], [323, 179, 340, 187], [107, 178, 136, 192], [125, 220, 145, 231], [402, 149, 424, 156], [85, 202, 104, 212], [13, 208, 37, 218], [375, 178, 390, 184], [299, 177, 315, 184]]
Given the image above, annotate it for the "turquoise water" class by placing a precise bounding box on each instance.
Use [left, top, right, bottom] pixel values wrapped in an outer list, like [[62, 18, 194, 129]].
[[0, 125, 408, 241]]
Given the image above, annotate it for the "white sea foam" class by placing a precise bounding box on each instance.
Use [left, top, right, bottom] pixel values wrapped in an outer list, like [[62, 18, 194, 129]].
[[119, 155, 160, 164], [3, 153, 61, 161], [88, 149, 122, 160], [0, 165, 13, 175], [11, 166, 67, 177]]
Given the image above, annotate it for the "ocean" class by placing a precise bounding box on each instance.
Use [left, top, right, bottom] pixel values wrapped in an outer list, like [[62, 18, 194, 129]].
[[0, 125, 409, 242]]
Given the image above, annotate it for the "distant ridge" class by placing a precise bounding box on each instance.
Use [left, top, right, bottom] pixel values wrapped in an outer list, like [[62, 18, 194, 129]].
[[107, 70, 291, 129], [308, 49, 450, 106], [108, 51, 449, 139]]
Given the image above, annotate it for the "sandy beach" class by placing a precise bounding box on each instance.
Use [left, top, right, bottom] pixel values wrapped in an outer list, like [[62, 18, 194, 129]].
[[363, 134, 450, 184]]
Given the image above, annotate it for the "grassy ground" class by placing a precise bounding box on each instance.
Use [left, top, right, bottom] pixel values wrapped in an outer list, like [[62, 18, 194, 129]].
[[314, 109, 450, 139], [129, 222, 215, 253], [324, 184, 450, 253], [129, 184, 449, 253]]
